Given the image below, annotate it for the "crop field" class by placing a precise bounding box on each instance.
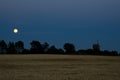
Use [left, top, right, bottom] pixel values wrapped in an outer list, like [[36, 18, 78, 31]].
[[0, 54, 120, 80]]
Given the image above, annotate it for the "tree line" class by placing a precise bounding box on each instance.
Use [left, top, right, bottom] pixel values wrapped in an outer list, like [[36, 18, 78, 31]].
[[0, 40, 119, 56]]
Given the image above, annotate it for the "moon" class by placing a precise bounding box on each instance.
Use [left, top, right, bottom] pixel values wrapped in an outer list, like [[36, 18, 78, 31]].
[[13, 28, 19, 34]]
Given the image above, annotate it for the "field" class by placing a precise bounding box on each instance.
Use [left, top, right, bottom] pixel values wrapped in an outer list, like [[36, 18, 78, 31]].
[[0, 54, 120, 80]]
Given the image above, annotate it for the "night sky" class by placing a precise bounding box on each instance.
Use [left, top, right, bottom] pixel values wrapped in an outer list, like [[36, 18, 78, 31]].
[[0, 0, 120, 52]]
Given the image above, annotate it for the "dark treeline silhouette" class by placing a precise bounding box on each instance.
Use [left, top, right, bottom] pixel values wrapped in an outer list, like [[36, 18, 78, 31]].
[[0, 40, 119, 56]]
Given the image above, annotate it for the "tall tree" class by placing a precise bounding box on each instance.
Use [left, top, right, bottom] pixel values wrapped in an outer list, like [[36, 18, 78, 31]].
[[64, 43, 75, 54], [0, 40, 7, 53], [93, 43, 100, 51], [7, 42, 16, 54], [42, 42, 49, 53], [30, 40, 43, 53], [15, 41, 24, 53], [92, 42, 100, 55]]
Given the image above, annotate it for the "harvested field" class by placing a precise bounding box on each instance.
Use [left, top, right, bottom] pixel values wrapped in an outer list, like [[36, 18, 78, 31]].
[[0, 54, 120, 80]]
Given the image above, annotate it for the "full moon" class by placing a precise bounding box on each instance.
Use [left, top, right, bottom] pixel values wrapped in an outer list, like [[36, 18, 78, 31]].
[[13, 28, 19, 34]]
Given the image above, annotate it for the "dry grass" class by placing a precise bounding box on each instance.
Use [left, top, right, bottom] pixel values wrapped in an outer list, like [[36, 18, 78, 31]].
[[0, 54, 120, 80]]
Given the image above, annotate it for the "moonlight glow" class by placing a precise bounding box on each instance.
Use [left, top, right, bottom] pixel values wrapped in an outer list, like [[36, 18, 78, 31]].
[[13, 28, 18, 33]]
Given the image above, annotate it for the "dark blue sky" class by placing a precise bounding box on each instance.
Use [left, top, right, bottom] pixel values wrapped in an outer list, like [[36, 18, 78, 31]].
[[0, 0, 120, 52]]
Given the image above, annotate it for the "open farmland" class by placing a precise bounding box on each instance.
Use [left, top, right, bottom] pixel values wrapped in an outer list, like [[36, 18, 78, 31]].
[[0, 54, 120, 80]]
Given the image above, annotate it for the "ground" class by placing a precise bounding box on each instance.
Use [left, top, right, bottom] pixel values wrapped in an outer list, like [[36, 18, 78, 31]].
[[0, 54, 120, 80]]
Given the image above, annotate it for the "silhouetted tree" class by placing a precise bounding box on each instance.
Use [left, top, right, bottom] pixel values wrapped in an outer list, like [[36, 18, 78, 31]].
[[46, 45, 58, 54], [42, 42, 49, 53], [111, 51, 118, 56], [58, 49, 64, 54], [7, 42, 16, 54], [92, 42, 100, 51], [30, 40, 44, 53], [92, 42, 100, 55], [86, 49, 94, 55], [22, 49, 30, 54], [64, 43, 75, 54], [15, 41, 24, 53], [0, 40, 7, 54], [0, 39, 119, 56], [102, 50, 118, 56], [103, 50, 109, 55], [77, 50, 86, 55]]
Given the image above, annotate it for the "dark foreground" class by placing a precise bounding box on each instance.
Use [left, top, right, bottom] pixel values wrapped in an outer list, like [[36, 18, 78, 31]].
[[0, 54, 120, 80]]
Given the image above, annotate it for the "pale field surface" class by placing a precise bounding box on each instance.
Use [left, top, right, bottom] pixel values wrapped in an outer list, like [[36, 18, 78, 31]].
[[0, 54, 120, 80]]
